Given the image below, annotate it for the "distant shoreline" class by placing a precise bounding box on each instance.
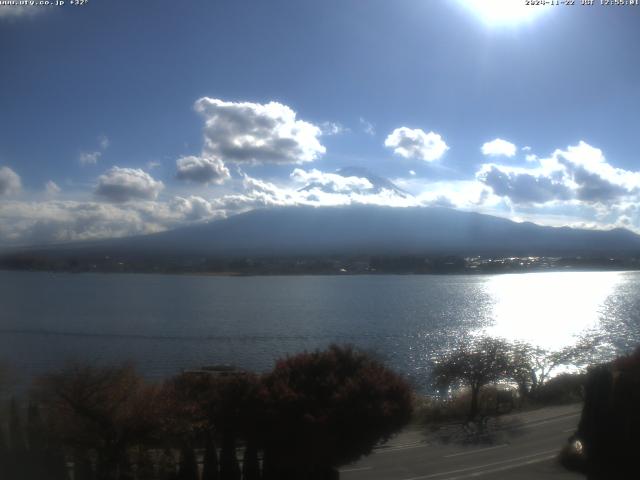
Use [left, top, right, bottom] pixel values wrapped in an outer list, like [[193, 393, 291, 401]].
[[1, 265, 639, 277]]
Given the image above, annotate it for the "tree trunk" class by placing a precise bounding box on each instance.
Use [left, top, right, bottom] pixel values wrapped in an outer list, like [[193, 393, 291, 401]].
[[469, 384, 480, 421], [260, 448, 277, 480], [202, 432, 219, 480], [136, 447, 155, 480], [74, 448, 95, 480], [220, 429, 241, 480], [177, 446, 198, 480], [241, 441, 260, 480]]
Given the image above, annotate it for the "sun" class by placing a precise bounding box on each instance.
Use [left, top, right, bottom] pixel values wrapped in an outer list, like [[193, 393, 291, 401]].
[[457, 0, 550, 27]]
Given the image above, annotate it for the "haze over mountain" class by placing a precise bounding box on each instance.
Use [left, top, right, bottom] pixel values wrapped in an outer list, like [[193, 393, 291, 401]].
[[16, 205, 640, 260], [3, 168, 640, 262]]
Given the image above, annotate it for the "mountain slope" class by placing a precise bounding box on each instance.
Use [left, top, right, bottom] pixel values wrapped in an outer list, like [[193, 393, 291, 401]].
[[39, 205, 640, 258]]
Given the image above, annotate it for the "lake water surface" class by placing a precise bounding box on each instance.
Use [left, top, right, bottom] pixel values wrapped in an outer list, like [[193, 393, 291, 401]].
[[1, 270, 639, 390]]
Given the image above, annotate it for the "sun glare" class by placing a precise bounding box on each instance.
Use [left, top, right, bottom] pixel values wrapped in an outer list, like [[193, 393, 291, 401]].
[[482, 271, 623, 350], [458, 0, 550, 27]]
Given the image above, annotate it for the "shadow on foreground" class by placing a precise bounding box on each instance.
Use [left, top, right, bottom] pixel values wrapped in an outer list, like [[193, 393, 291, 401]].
[[561, 347, 640, 480]]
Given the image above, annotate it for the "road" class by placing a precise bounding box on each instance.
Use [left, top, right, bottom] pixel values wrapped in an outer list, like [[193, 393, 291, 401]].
[[340, 404, 584, 480]]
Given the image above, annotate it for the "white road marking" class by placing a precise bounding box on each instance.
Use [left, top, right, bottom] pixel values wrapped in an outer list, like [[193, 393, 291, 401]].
[[443, 444, 508, 458], [519, 413, 579, 429], [377, 443, 430, 454], [401, 449, 558, 480], [339, 466, 372, 473], [440, 454, 556, 479]]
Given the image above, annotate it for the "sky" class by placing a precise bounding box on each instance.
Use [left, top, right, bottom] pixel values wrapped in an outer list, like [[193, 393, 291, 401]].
[[1, 0, 640, 246]]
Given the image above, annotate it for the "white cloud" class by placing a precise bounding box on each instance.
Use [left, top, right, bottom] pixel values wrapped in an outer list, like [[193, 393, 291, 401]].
[[481, 138, 517, 158], [477, 163, 572, 204], [169, 195, 223, 222], [290, 168, 373, 193], [44, 180, 61, 196], [146, 161, 161, 170], [0, 166, 21, 196], [194, 97, 325, 165], [359, 117, 375, 136], [409, 170, 416, 176], [95, 167, 164, 203], [0, 197, 225, 246], [477, 141, 640, 206], [99, 135, 110, 150], [176, 155, 231, 185], [79, 151, 101, 166], [413, 180, 498, 210], [213, 170, 418, 214], [79, 135, 109, 165], [385, 127, 449, 162], [522, 146, 532, 152], [321, 122, 348, 136]]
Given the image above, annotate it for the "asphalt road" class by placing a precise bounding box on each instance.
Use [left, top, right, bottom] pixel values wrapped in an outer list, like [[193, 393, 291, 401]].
[[340, 404, 585, 480]]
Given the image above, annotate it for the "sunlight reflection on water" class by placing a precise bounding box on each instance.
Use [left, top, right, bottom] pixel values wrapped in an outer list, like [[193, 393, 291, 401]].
[[1, 270, 639, 391], [481, 271, 623, 350]]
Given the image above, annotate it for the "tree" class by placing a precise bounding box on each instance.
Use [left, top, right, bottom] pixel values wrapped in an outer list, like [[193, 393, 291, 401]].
[[177, 446, 198, 480], [511, 337, 599, 398], [201, 431, 219, 480], [432, 336, 516, 420], [34, 363, 162, 480], [262, 344, 413, 479], [160, 370, 263, 480], [211, 374, 263, 480], [9, 397, 26, 453], [242, 442, 260, 480], [160, 372, 216, 443]]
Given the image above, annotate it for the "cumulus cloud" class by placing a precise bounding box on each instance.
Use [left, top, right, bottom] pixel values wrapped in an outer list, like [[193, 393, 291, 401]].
[[0, 197, 225, 246], [194, 97, 325, 165], [384, 127, 449, 162], [176, 155, 231, 185], [212, 169, 418, 214], [95, 167, 164, 203], [477, 164, 572, 204], [481, 138, 517, 157], [0, 166, 21, 196], [169, 195, 222, 222], [44, 180, 61, 196], [477, 141, 640, 206], [413, 180, 497, 210], [290, 168, 373, 193]]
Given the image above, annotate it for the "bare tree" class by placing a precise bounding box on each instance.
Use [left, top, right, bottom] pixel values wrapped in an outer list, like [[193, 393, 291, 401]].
[[512, 337, 602, 397], [432, 336, 517, 421]]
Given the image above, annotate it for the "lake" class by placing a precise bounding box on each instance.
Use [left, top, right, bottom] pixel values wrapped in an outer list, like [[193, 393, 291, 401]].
[[1, 270, 639, 390]]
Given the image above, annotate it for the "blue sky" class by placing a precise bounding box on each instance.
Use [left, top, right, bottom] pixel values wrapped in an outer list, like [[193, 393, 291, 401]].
[[1, 0, 640, 245]]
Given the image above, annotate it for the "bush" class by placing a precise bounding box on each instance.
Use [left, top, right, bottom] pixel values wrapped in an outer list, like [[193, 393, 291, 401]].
[[413, 385, 519, 427], [532, 373, 585, 405], [262, 344, 413, 478]]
